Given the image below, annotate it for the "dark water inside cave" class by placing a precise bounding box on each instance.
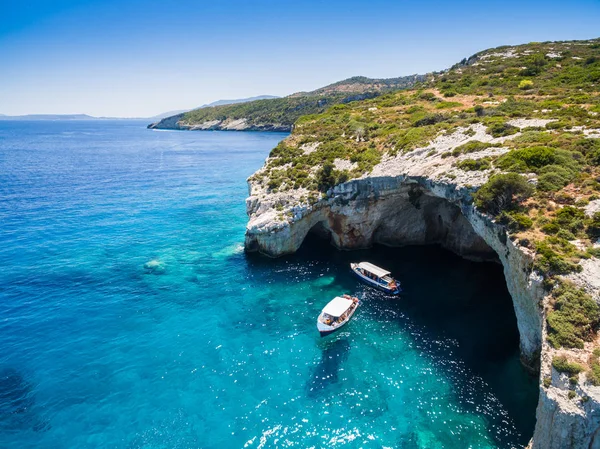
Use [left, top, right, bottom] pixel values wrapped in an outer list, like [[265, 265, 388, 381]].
[[270, 234, 541, 446]]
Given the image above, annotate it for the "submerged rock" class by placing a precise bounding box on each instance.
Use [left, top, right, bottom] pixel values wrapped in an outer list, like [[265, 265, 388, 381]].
[[143, 259, 166, 274], [0, 368, 49, 433]]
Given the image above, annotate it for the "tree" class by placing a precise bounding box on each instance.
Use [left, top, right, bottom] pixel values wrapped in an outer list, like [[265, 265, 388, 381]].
[[316, 162, 336, 192], [474, 173, 534, 215]]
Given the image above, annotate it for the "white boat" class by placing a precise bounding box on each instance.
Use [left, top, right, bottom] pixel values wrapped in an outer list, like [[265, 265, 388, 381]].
[[316, 295, 360, 337], [350, 262, 401, 295]]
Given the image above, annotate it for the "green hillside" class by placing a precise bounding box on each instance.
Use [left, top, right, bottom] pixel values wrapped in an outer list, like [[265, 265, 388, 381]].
[[149, 74, 426, 131]]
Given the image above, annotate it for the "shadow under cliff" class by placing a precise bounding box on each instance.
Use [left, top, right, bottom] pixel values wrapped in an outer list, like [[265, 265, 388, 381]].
[[245, 233, 539, 444]]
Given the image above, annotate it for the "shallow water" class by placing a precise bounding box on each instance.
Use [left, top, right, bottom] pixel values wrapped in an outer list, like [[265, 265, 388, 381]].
[[0, 121, 538, 448]]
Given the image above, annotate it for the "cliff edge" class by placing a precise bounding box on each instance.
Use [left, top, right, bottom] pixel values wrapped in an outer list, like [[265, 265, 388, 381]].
[[244, 39, 600, 448]]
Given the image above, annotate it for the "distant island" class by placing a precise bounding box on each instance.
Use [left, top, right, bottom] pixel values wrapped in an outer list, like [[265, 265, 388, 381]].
[[0, 96, 280, 122], [0, 114, 101, 121]]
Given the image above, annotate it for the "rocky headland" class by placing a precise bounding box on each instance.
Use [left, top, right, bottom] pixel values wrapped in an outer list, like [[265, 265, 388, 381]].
[[244, 39, 600, 448], [148, 75, 426, 132]]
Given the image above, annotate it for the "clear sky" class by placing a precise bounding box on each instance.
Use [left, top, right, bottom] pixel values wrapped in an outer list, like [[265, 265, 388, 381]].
[[2, 0, 600, 117]]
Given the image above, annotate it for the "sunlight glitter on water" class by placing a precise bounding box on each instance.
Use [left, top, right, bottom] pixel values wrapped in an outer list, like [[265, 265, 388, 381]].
[[0, 121, 537, 449]]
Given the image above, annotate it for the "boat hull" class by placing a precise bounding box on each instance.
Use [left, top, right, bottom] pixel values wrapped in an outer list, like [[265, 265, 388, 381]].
[[351, 266, 401, 295], [316, 297, 359, 337], [319, 327, 341, 337]]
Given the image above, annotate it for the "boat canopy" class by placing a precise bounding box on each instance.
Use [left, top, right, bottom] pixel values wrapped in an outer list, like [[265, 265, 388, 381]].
[[323, 296, 354, 317], [357, 262, 391, 278]]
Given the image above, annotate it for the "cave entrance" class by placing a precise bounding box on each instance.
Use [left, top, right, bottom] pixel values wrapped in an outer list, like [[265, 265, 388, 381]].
[[308, 220, 332, 241], [294, 188, 542, 373]]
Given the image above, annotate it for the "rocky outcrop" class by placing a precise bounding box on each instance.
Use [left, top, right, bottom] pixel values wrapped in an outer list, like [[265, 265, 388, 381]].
[[147, 113, 186, 130], [147, 115, 290, 132], [244, 125, 600, 447], [246, 175, 545, 370]]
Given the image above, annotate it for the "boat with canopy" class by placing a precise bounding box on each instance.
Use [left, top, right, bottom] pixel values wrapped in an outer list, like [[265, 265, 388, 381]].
[[316, 294, 360, 337], [350, 262, 401, 294]]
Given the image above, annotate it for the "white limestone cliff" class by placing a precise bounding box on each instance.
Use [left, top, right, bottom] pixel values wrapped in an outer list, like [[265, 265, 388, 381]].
[[244, 125, 600, 448]]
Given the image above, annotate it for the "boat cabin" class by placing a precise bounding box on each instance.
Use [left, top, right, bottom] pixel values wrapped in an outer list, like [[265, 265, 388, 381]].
[[317, 295, 359, 336], [351, 261, 400, 294], [321, 296, 355, 325]]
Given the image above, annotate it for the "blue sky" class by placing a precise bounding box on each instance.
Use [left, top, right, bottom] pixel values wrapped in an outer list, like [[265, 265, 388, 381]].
[[1, 0, 600, 117]]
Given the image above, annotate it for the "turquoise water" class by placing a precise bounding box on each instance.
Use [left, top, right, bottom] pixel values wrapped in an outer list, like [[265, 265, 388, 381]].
[[0, 121, 538, 448]]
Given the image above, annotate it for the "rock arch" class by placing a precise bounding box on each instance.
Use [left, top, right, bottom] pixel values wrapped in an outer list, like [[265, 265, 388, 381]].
[[246, 176, 545, 371]]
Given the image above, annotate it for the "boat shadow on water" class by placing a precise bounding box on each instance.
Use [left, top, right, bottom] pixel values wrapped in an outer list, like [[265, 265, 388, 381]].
[[305, 338, 351, 398]]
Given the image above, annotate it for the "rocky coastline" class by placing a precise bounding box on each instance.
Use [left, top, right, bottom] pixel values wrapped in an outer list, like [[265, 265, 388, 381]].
[[147, 113, 291, 132], [244, 125, 600, 448]]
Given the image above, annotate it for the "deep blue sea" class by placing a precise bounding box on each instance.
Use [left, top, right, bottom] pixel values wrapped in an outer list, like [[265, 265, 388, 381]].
[[0, 120, 539, 448]]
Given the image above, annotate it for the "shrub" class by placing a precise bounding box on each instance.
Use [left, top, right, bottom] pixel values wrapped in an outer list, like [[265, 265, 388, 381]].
[[536, 165, 576, 191], [316, 162, 337, 192], [412, 113, 446, 127], [588, 349, 600, 386], [538, 172, 570, 191], [513, 131, 554, 145], [542, 206, 586, 236], [587, 212, 600, 239], [519, 79, 534, 90], [456, 158, 491, 171], [496, 146, 557, 171], [389, 127, 438, 154], [473, 173, 534, 215], [547, 283, 600, 349], [451, 140, 497, 156], [552, 355, 584, 375], [498, 211, 533, 231], [487, 122, 519, 138], [534, 238, 583, 275], [520, 54, 548, 76]]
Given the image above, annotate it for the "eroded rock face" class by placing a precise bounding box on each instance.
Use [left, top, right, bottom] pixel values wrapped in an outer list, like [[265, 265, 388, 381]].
[[246, 175, 544, 370], [244, 125, 600, 447]]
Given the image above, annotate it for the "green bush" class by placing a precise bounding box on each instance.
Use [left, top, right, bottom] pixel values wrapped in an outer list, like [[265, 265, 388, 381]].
[[498, 211, 533, 231], [519, 80, 534, 90], [487, 122, 519, 137], [552, 355, 584, 375], [512, 131, 555, 145], [547, 283, 600, 349], [538, 172, 570, 191], [536, 165, 576, 191], [534, 237, 583, 275], [388, 127, 438, 154], [496, 146, 557, 171], [316, 162, 337, 192], [543, 376, 552, 388], [587, 212, 600, 239], [451, 140, 497, 156], [588, 349, 600, 386], [542, 206, 586, 235], [473, 173, 534, 215], [568, 390, 576, 400], [456, 158, 491, 171], [412, 113, 446, 127]]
